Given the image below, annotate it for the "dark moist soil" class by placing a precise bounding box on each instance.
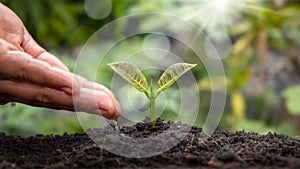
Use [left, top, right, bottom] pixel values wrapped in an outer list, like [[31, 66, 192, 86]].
[[0, 118, 300, 169]]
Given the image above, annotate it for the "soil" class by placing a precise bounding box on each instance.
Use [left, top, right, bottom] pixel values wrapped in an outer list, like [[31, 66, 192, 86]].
[[0, 118, 300, 169]]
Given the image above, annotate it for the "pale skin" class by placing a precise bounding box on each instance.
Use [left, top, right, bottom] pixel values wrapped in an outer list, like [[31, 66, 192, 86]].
[[0, 3, 121, 119]]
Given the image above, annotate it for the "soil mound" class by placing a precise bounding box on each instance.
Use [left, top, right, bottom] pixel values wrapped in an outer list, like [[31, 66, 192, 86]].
[[1, 118, 299, 169]]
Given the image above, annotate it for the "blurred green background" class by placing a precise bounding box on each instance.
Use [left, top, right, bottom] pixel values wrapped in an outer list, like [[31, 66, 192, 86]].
[[0, 0, 300, 136]]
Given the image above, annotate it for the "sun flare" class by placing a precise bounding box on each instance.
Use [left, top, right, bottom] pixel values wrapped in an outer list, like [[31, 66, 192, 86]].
[[174, 0, 273, 32], [211, 0, 233, 12]]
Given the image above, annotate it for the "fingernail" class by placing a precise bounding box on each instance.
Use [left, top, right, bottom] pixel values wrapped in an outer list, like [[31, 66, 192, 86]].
[[60, 87, 73, 96]]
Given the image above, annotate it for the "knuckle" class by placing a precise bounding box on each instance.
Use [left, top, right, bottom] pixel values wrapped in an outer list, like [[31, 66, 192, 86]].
[[73, 75, 88, 96], [18, 68, 29, 81], [34, 90, 52, 103]]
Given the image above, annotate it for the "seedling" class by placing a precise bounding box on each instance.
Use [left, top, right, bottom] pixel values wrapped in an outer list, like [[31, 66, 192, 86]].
[[108, 61, 196, 125]]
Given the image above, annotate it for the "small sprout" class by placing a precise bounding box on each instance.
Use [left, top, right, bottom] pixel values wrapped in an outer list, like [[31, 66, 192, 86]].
[[108, 61, 196, 125]]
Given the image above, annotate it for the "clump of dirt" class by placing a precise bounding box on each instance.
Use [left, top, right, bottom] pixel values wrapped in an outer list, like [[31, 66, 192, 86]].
[[0, 118, 299, 169]]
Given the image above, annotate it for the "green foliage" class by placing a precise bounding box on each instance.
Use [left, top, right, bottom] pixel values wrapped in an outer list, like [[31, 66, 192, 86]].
[[108, 61, 196, 125], [231, 70, 251, 91], [0, 103, 83, 136], [0, 0, 99, 47], [234, 120, 298, 136], [1, 1, 299, 136], [282, 85, 300, 115]]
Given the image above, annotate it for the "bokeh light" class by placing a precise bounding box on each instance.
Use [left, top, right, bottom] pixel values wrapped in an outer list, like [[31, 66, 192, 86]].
[[84, 0, 112, 20]]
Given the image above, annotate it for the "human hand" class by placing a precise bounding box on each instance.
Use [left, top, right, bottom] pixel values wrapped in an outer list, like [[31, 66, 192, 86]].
[[0, 3, 120, 119]]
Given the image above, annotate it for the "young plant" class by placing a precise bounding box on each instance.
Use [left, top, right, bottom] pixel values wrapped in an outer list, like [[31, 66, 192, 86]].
[[108, 61, 196, 125]]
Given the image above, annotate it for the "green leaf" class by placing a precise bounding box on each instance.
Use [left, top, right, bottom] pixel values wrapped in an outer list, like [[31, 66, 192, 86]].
[[282, 85, 300, 115], [156, 63, 196, 94], [108, 61, 149, 94]]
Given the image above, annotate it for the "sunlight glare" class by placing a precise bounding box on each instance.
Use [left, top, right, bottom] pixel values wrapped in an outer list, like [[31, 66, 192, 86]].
[[212, 0, 233, 12]]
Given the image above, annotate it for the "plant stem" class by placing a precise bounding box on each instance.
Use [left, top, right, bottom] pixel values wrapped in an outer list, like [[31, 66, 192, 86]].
[[149, 79, 156, 126]]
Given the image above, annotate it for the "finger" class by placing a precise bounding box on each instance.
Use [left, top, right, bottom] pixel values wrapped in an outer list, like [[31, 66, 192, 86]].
[[0, 80, 73, 109], [72, 75, 121, 118], [73, 88, 119, 119], [92, 83, 121, 119], [21, 29, 69, 71], [0, 80, 119, 119], [0, 50, 73, 89], [73, 75, 121, 118], [82, 80, 122, 115], [0, 93, 74, 111], [85, 83, 121, 119], [0, 51, 121, 118]]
